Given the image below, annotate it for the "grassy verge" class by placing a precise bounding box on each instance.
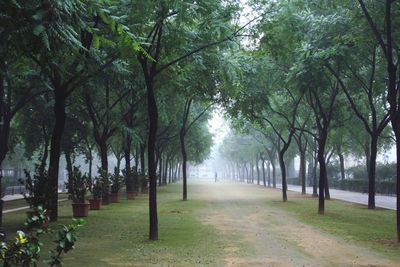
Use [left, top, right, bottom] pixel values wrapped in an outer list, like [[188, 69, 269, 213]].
[[3, 193, 68, 211], [270, 192, 400, 259], [2, 184, 224, 267]]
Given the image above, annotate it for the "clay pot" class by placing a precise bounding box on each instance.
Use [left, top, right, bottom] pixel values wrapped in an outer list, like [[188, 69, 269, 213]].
[[89, 198, 102, 210], [126, 191, 136, 200], [72, 203, 90, 217], [109, 192, 120, 203]]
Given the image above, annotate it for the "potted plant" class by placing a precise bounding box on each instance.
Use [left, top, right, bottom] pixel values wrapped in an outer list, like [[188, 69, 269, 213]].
[[98, 169, 110, 205], [66, 167, 90, 217], [140, 173, 148, 194], [109, 167, 123, 203], [20, 165, 51, 225], [123, 168, 136, 200], [88, 177, 102, 210]]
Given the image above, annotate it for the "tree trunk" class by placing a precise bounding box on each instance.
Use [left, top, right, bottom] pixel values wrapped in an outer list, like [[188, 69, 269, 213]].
[[267, 161, 271, 187], [146, 77, 158, 240], [262, 160, 266, 187], [368, 135, 378, 209], [256, 157, 260, 185], [300, 149, 306, 195], [124, 138, 133, 192], [65, 151, 73, 184], [47, 87, 67, 222], [318, 132, 328, 214], [278, 151, 287, 202], [158, 151, 162, 186], [271, 161, 276, 188], [338, 150, 345, 181], [180, 127, 188, 200], [99, 140, 109, 204]]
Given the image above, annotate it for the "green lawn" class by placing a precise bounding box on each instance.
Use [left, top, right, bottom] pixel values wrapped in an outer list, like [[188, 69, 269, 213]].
[[270, 192, 400, 259], [3, 185, 225, 267], [2, 184, 399, 266]]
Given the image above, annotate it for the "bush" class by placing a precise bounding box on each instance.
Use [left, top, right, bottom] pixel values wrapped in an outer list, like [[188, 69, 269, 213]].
[[90, 176, 103, 199], [0, 206, 85, 266], [66, 167, 90, 203], [110, 167, 124, 194], [19, 165, 51, 208]]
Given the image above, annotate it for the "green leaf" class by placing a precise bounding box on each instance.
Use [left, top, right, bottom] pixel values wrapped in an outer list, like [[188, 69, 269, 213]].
[[33, 24, 45, 36]]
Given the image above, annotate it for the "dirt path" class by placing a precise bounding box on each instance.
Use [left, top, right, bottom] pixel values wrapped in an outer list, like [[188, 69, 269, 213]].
[[192, 180, 397, 267]]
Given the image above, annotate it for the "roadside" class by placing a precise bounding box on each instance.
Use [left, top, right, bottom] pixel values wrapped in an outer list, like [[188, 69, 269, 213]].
[[198, 180, 399, 266]]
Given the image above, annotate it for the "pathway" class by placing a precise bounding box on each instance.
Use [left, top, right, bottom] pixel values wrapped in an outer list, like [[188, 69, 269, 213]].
[[195, 181, 398, 267]]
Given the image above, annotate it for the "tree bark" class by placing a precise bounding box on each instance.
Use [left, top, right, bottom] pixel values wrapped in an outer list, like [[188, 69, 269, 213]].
[[318, 131, 328, 214], [299, 149, 306, 195], [278, 151, 287, 202], [368, 135, 378, 209], [47, 86, 67, 222], [146, 78, 158, 240]]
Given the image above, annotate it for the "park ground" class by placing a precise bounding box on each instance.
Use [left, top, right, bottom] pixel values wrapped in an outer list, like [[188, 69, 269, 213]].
[[3, 180, 400, 267]]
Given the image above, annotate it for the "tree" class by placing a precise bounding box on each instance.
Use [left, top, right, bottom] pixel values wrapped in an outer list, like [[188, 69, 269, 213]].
[[357, 0, 400, 241]]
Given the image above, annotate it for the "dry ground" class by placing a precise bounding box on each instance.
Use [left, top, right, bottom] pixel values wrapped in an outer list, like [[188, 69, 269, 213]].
[[195, 180, 398, 267]]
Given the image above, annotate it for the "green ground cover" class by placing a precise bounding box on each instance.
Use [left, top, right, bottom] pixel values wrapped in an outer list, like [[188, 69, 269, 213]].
[[2, 184, 224, 267], [271, 192, 400, 259]]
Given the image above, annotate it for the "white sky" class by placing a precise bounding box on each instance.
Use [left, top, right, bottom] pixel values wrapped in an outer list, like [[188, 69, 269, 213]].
[[208, 107, 230, 145]]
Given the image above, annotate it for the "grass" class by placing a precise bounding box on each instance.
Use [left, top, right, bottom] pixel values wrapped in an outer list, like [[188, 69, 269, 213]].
[[2, 184, 225, 267], [270, 192, 400, 259], [3, 193, 68, 211]]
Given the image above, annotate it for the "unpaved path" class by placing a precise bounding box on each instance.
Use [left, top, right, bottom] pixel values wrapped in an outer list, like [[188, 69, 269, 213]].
[[192, 180, 398, 267]]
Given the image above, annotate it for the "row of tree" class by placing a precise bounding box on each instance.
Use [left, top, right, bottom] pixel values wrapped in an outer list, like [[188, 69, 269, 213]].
[[217, 0, 400, 242], [0, 0, 242, 240]]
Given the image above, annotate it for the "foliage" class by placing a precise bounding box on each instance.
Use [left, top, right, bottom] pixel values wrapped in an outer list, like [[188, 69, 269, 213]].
[[90, 176, 103, 199], [0, 206, 85, 266], [110, 167, 124, 194], [47, 219, 86, 267], [66, 167, 90, 203], [20, 165, 51, 208]]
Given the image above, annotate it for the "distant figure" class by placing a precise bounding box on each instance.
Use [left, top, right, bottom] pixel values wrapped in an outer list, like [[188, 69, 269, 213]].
[[214, 172, 218, 182]]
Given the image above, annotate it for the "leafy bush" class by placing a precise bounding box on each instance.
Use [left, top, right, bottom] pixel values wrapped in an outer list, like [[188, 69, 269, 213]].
[[97, 169, 110, 199], [110, 167, 124, 194], [0, 206, 85, 266], [90, 176, 103, 199], [66, 167, 90, 203], [19, 165, 51, 208]]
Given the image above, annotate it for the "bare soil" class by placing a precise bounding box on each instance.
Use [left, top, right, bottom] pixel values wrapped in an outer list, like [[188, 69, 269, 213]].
[[194, 180, 398, 267]]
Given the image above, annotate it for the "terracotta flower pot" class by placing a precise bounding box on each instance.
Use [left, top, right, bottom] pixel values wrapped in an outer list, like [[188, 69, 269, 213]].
[[109, 192, 120, 203], [72, 203, 90, 217], [126, 191, 136, 200], [89, 198, 102, 210]]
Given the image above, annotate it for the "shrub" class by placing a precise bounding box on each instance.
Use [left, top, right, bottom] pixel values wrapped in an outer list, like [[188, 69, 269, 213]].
[[110, 167, 124, 194], [66, 167, 90, 203], [19, 165, 51, 208], [0, 206, 85, 266]]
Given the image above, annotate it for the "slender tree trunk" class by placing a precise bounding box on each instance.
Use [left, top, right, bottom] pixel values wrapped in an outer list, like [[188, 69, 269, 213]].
[[158, 152, 162, 186], [278, 151, 287, 202], [65, 151, 73, 183], [300, 149, 306, 195], [338, 150, 345, 181], [99, 141, 109, 204], [48, 87, 66, 222], [262, 160, 266, 187], [267, 161, 271, 187], [318, 132, 328, 214], [256, 156, 260, 185], [368, 135, 378, 209], [180, 128, 188, 200], [125, 138, 133, 192], [146, 79, 158, 240], [272, 161, 276, 188]]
